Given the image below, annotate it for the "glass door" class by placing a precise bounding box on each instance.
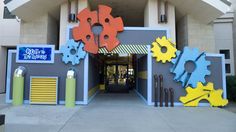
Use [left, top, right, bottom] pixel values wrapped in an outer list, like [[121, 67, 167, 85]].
[[105, 64, 129, 93]]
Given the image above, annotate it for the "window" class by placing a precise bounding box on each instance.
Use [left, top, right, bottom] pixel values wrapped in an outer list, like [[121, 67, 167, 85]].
[[3, 6, 15, 19], [220, 50, 230, 59], [225, 64, 231, 73]]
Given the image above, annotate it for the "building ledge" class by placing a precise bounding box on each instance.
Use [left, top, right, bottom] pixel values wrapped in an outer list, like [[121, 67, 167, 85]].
[[6, 0, 65, 22], [169, 0, 231, 24]]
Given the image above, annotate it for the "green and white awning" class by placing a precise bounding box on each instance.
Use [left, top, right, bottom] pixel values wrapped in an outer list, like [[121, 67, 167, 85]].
[[99, 45, 148, 54]]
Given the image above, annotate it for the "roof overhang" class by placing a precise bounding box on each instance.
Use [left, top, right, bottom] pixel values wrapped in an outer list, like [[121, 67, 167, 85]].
[[7, 0, 66, 21], [7, 0, 230, 23], [168, 0, 231, 23]]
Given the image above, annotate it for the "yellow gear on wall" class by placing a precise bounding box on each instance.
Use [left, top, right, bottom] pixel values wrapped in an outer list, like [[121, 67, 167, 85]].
[[180, 82, 228, 107], [151, 36, 177, 63]]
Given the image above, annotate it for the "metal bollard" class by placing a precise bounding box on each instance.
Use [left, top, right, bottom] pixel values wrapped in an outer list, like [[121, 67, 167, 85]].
[[65, 69, 76, 108], [164, 88, 169, 107], [159, 75, 163, 107], [154, 74, 158, 107], [169, 88, 174, 107], [0, 115, 5, 132], [12, 66, 26, 106]]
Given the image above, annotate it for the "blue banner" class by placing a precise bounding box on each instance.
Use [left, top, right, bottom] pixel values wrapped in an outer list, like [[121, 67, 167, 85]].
[[16, 45, 55, 63]]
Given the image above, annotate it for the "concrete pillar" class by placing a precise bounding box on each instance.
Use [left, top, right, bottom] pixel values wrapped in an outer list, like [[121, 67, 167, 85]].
[[144, 0, 176, 43], [59, 0, 89, 46]]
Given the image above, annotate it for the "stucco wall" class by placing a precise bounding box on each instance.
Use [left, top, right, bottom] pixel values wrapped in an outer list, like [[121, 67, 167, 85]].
[[144, 0, 176, 43]]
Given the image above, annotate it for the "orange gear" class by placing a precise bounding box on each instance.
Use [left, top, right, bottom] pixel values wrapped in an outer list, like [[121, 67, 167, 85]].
[[72, 8, 98, 54], [73, 5, 124, 54]]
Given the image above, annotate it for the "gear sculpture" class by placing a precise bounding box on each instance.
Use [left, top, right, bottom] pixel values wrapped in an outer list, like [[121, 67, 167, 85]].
[[170, 47, 211, 88], [73, 5, 124, 54], [151, 36, 177, 63], [180, 82, 228, 107], [60, 39, 86, 65]]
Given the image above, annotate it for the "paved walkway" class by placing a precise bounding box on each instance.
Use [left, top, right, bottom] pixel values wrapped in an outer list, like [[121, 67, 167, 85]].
[[0, 92, 236, 132]]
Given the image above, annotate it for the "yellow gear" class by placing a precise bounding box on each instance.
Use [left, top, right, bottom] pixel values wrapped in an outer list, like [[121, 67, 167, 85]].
[[151, 36, 177, 63], [180, 82, 228, 107]]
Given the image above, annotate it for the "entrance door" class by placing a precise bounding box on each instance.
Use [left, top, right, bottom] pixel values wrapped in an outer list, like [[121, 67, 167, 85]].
[[106, 64, 129, 93]]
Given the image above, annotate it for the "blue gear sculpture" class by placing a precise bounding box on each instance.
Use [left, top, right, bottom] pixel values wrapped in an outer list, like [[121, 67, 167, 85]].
[[60, 39, 86, 65], [170, 47, 211, 88]]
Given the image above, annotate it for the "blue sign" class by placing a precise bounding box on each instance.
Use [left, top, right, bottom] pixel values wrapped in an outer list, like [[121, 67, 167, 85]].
[[16, 45, 55, 63]]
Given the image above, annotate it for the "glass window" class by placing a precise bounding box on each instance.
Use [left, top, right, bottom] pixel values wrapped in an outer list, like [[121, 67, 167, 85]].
[[3, 6, 16, 19], [226, 64, 231, 73], [220, 50, 230, 59]]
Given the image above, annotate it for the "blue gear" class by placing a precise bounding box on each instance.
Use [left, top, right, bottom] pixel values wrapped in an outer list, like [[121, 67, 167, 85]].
[[60, 39, 87, 65], [170, 47, 211, 88]]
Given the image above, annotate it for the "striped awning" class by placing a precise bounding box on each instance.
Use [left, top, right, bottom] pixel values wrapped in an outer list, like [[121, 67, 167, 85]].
[[98, 45, 148, 54]]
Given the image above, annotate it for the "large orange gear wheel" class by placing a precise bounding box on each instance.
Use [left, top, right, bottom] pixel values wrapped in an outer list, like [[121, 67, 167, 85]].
[[73, 5, 124, 54]]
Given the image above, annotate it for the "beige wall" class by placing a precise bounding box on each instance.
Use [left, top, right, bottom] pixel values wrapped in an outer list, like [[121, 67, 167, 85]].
[[20, 14, 48, 44], [59, 0, 89, 46], [177, 15, 216, 53], [214, 22, 235, 75], [20, 14, 59, 45], [187, 15, 216, 53], [144, 0, 176, 42]]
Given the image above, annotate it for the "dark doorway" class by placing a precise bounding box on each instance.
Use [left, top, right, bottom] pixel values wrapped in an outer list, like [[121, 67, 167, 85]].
[[98, 54, 135, 93], [105, 64, 129, 93]]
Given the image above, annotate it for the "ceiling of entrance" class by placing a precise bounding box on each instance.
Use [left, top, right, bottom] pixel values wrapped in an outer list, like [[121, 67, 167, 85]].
[[88, 0, 147, 27]]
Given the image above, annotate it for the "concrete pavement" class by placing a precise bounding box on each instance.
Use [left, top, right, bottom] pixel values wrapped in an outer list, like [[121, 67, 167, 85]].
[[0, 92, 236, 132], [223, 102, 236, 113]]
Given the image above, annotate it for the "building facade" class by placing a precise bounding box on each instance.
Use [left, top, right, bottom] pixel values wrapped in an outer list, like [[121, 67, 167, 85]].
[[213, 0, 236, 76], [0, 0, 233, 106], [0, 0, 20, 93]]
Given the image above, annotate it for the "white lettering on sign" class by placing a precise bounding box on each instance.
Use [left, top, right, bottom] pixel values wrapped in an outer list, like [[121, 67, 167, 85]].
[[23, 48, 48, 60]]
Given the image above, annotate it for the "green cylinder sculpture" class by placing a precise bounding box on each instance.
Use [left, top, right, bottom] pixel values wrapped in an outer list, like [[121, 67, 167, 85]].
[[12, 77, 24, 106], [12, 66, 26, 106], [66, 78, 76, 108]]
